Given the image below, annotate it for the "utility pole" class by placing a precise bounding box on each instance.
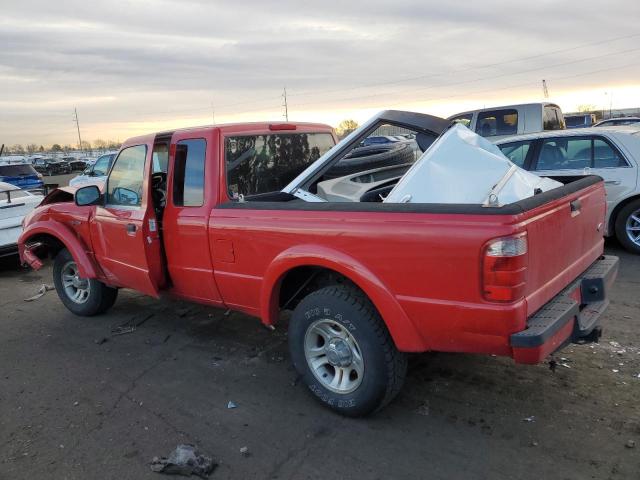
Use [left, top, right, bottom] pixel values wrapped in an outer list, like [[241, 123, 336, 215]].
[[542, 79, 549, 99], [211, 101, 216, 125], [73, 107, 84, 154], [282, 87, 289, 122]]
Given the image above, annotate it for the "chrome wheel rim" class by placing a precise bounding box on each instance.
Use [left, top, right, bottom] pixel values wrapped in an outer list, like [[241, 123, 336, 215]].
[[626, 209, 640, 246], [61, 260, 91, 304], [304, 319, 364, 394]]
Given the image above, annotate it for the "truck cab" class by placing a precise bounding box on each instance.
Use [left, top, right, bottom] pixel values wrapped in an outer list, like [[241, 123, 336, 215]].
[[449, 102, 566, 140]]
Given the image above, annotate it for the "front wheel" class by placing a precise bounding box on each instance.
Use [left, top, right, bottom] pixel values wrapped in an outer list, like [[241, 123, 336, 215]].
[[288, 285, 407, 416], [615, 199, 640, 254], [53, 249, 118, 316]]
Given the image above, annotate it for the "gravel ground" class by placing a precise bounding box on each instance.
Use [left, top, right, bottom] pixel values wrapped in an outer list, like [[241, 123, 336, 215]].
[[0, 173, 638, 479]]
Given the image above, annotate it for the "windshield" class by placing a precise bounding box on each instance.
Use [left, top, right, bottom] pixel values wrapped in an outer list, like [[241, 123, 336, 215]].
[[0, 164, 37, 176]]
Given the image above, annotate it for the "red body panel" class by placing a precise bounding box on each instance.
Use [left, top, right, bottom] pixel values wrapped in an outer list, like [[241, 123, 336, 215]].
[[18, 121, 608, 365]]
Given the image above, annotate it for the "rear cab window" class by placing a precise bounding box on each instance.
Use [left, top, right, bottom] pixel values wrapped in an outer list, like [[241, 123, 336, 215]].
[[0, 164, 38, 177], [225, 132, 334, 199], [476, 109, 518, 137]]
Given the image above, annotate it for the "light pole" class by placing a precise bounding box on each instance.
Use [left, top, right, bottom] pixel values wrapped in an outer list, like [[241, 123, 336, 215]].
[[604, 92, 613, 118]]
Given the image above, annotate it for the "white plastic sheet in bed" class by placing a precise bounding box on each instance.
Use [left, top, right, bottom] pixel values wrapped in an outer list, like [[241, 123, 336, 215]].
[[383, 124, 562, 205]]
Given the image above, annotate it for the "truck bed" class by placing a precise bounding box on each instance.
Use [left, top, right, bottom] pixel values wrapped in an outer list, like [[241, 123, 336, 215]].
[[210, 175, 606, 358]]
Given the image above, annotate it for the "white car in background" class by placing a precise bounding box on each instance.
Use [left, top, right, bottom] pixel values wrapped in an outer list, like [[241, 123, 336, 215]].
[[593, 117, 640, 128], [0, 182, 43, 257], [495, 126, 640, 253], [68, 153, 115, 188]]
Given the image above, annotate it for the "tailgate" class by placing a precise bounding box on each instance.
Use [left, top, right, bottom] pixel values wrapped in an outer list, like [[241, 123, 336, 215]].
[[523, 179, 606, 316]]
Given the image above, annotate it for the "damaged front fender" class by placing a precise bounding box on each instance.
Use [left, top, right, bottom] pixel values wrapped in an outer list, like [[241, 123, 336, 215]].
[[18, 220, 99, 278]]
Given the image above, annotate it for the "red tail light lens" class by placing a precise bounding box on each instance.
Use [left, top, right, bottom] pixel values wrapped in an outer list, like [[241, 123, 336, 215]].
[[483, 233, 527, 302]]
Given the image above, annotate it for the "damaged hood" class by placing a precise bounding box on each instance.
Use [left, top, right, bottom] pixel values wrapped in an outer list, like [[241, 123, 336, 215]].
[[384, 124, 562, 205]]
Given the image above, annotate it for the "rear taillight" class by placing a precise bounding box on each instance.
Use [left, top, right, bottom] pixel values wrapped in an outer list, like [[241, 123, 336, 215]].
[[482, 233, 527, 302]]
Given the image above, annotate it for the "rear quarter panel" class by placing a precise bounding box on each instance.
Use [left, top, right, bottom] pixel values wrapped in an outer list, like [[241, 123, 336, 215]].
[[209, 208, 524, 354]]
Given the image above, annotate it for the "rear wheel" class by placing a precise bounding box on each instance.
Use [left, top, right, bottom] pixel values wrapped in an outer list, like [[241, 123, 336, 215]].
[[53, 249, 118, 316], [288, 285, 407, 416], [614, 199, 640, 254]]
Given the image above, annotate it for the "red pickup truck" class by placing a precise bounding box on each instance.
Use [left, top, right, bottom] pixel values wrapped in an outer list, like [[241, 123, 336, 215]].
[[19, 111, 618, 416]]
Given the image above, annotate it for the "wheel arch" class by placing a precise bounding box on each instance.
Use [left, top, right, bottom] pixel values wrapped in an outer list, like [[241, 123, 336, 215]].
[[18, 220, 99, 278], [609, 193, 640, 236], [260, 245, 429, 352]]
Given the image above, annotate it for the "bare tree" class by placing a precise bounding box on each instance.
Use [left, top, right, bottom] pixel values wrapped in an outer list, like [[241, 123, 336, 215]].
[[336, 119, 359, 139], [10, 144, 25, 154], [26, 143, 38, 154], [577, 104, 597, 113]]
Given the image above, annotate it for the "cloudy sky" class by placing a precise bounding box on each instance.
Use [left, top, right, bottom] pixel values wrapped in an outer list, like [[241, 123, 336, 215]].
[[1, 0, 640, 146]]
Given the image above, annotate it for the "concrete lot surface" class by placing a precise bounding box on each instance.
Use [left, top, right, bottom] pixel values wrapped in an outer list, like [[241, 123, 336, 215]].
[[0, 179, 638, 479]]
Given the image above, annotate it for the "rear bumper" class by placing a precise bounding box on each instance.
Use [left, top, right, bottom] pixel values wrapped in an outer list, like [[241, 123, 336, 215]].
[[510, 255, 619, 364]]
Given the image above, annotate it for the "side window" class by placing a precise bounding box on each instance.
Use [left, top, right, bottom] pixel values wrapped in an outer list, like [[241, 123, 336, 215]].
[[536, 138, 590, 171], [543, 106, 564, 130], [498, 140, 532, 168], [476, 109, 518, 137], [593, 138, 626, 168], [173, 139, 206, 207], [450, 114, 472, 128], [106, 145, 147, 207], [152, 144, 169, 174]]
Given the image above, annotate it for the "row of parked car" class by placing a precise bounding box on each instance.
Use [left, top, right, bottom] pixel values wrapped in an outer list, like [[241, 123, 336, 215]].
[[0, 152, 116, 258]]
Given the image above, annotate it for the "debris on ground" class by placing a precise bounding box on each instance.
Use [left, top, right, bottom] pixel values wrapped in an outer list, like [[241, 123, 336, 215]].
[[111, 313, 155, 336], [227, 401, 237, 409], [112, 325, 136, 336], [415, 403, 430, 416], [626, 440, 635, 449], [23, 284, 54, 302], [240, 446, 250, 457], [150, 444, 216, 478], [523, 416, 535, 423], [94, 337, 108, 345]]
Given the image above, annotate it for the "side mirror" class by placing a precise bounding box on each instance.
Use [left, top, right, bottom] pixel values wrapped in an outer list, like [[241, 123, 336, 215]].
[[75, 185, 101, 206]]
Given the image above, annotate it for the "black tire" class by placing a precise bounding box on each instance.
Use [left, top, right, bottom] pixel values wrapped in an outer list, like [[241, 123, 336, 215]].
[[53, 249, 118, 316], [614, 199, 640, 254], [288, 285, 407, 417], [324, 143, 415, 179]]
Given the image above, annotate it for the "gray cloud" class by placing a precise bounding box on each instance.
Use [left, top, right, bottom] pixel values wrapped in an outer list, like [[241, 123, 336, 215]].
[[1, 0, 639, 144]]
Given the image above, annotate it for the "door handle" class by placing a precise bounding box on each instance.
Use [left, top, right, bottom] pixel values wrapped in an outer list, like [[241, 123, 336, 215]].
[[604, 180, 621, 185], [126, 223, 137, 234], [570, 199, 582, 215]]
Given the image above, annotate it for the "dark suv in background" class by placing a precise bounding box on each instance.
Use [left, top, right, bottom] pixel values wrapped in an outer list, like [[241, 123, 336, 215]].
[[32, 157, 71, 176]]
